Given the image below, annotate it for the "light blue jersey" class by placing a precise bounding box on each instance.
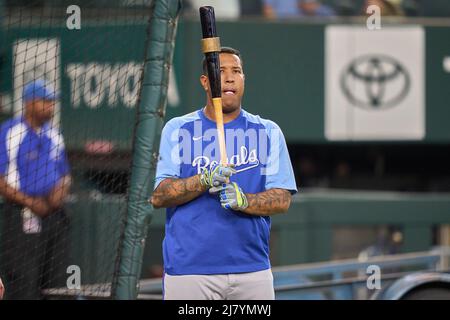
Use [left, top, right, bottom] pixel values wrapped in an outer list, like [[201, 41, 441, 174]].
[[155, 108, 297, 275]]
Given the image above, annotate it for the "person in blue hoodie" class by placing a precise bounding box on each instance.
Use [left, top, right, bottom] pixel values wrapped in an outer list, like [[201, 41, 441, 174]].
[[0, 79, 71, 299]]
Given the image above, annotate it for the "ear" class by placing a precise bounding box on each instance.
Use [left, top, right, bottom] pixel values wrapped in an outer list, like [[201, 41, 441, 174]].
[[200, 75, 209, 91]]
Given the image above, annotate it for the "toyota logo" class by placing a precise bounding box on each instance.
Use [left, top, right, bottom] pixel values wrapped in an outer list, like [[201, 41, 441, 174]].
[[341, 55, 410, 110]]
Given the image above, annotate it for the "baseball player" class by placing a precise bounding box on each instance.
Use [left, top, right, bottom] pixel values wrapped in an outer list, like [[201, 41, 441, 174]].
[[151, 47, 297, 300]]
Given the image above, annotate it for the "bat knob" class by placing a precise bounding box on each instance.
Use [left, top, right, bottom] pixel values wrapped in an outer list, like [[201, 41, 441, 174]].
[[199, 6, 214, 17]]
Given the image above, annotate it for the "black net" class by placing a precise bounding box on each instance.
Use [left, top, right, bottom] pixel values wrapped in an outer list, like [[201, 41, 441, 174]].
[[0, 0, 153, 299]]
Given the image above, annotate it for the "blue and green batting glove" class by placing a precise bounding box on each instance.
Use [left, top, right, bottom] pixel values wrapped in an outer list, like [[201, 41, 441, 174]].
[[215, 182, 248, 211], [199, 163, 236, 189]]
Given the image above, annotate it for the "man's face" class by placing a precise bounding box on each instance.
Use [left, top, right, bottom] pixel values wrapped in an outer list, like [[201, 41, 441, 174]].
[[28, 99, 55, 122], [201, 53, 245, 113]]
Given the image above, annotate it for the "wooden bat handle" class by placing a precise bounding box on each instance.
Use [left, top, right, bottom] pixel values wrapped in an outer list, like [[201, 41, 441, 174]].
[[213, 98, 228, 165]]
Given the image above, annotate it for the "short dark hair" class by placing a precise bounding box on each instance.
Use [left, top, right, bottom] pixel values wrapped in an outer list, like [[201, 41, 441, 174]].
[[202, 46, 243, 76]]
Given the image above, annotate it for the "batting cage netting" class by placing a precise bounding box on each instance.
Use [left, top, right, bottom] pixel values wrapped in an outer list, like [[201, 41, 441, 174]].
[[0, 0, 181, 299]]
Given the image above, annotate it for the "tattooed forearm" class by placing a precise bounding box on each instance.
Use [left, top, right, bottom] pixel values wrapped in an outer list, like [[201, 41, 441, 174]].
[[150, 175, 208, 208], [242, 188, 292, 216]]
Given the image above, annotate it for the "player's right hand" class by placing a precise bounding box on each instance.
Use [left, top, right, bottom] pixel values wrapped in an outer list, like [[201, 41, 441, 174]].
[[200, 163, 236, 189], [28, 197, 52, 217]]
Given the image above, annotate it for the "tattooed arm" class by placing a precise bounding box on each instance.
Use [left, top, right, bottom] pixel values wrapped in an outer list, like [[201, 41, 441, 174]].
[[150, 175, 208, 209], [242, 188, 292, 216]]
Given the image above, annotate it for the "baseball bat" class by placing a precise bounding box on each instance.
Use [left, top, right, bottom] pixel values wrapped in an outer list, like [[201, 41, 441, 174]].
[[199, 6, 228, 165]]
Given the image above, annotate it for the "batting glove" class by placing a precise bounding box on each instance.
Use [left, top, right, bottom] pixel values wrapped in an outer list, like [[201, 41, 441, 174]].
[[213, 182, 248, 211], [200, 163, 236, 189]]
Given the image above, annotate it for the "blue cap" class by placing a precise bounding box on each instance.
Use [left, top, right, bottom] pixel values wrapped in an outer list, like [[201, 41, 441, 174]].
[[22, 79, 59, 102]]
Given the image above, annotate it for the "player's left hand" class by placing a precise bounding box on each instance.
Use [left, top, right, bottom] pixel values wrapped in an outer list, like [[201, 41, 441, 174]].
[[211, 182, 248, 211]]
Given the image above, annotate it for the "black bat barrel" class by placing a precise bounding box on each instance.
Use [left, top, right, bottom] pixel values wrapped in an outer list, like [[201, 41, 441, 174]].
[[200, 6, 217, 38], [199, 6, 221, 99]]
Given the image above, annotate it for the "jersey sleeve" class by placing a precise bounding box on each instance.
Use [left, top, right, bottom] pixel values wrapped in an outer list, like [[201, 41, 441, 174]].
[[0, 125, 8, 176], [51, 128, 70, 176], [154, 119, 181, 190], [58, 148, 70, 176], [263, 121, 298, 194]]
